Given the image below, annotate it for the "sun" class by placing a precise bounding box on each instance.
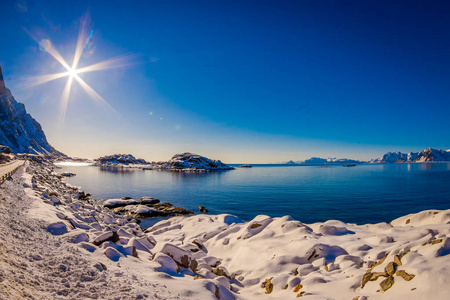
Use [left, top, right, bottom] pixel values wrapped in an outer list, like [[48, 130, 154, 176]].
[[67, 68, 78, 78], [24, 14, 138, 125]]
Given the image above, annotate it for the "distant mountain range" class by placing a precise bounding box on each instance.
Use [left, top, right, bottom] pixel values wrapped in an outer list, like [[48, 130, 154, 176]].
[[0, 66, 64, 157], [370, 148, 450, 163], [286, 148, 450, 165], [286, 157, 363, 165]]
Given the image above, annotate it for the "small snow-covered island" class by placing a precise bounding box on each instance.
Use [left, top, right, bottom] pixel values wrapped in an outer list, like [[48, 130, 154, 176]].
[[1, 65, 450, 299], [94, 152, 234, 171]]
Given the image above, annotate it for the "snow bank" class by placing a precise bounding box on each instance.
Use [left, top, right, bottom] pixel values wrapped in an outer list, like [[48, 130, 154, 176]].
[[3, 158, 450, 300]]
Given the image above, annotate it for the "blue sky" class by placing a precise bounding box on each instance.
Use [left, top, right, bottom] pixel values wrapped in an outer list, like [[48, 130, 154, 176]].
[[1, 0, 449, 163]]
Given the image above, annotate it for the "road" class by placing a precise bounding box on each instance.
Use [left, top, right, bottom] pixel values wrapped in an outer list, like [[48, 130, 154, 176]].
[[0, 160, 25, 183]]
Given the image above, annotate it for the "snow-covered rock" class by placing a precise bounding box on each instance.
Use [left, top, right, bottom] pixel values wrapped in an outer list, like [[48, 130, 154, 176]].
[[103, 198, 140, 208], [94, 153, 150, 166], [147, 152, 234, 171], [46, 222, 68, 235], [371, 148, 450, 163]]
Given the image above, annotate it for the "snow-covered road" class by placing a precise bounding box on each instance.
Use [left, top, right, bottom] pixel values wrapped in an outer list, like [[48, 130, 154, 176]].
[[0, 160, 24, 183]]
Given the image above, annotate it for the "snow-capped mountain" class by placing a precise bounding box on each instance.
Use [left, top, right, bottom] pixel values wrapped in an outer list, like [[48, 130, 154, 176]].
[[148, 153, 234, 170], [94, 154, 150, 165], [0, 66, 64, 157], [371, 148, 450, 163], [286, 157, 364, 165]]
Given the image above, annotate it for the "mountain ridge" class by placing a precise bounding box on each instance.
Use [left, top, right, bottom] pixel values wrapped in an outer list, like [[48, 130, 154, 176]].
[[0, 66, 64, 157], [371, 148, 450, 163]]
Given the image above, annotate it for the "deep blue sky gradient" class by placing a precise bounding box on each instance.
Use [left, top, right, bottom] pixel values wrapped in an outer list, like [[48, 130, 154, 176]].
[[0, 0, 449, 162]]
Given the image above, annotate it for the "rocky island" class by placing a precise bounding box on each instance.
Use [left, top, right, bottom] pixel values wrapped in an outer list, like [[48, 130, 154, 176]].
[[93, 152, 234, 172], [146, 152, 234, 171]]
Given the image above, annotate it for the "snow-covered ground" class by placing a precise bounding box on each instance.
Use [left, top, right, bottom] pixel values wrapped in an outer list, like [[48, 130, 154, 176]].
[[1, 159, 450, 299]]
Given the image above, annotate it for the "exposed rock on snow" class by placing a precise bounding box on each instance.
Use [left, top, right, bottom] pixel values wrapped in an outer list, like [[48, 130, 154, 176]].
[[0, 158, 220, 299], [145, 211, 450, 299], [103, 198, 140, 208], [46, 222, 68, 235], [2, 157, 450, 300], [94, 154, 150, 167], [371, 148, 450, 163], [146, 152, 234, 171], [103, 196, 193, 219], [0, 66, 65, 157], [286, 157, 364, 165]]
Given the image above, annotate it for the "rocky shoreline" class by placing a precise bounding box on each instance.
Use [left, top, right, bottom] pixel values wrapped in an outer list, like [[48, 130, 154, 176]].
[[1, 158, 450, 300]]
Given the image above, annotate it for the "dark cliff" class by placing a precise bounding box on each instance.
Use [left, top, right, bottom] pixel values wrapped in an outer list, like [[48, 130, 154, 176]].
[[0, 66, 64, 156]]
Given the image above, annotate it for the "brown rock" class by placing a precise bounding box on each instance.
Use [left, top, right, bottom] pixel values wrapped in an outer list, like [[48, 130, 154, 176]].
[[380, 276, 394, 292], [265, 278, 273, 294], [369, 252, 389, 269], [214, 266, 231, 279], [293, 283, 303, 292], [431, 239, 443, 245], [361, 271, 373, 288], [198, 206, 209, 213], [250, 223, 262, 229], [385, 262, 397, 276], [394, 255, 402, 266], [370, 272, 388, 281], [396, 270, 415, 281]]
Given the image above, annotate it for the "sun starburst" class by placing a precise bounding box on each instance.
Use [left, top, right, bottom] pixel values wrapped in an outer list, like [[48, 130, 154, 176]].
[[24, 14, 139, 125]]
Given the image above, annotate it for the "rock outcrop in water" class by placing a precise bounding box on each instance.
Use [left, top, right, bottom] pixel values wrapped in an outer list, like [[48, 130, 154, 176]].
[[147, 152, 234, 171], [103, 196, 194, 218], [94, 154, 150, 166], [0, 66, 65, 157]]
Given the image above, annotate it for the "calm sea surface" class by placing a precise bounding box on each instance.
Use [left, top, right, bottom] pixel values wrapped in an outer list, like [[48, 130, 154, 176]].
[[58, 163, 450, 226]]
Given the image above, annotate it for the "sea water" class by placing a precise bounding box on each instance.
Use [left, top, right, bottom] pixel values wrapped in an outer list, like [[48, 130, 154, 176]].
[[58, 163, 450, 226]]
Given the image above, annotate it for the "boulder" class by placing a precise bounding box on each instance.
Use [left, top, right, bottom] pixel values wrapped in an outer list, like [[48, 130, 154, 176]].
[[161, 243, 198, 272], [92, 231, 120, 246], [380, 276, 395, 291], [104, 247, 122, 262], [47, 222, 68, 235], [103, 198, 139, 209], [199, 206, 209, 213], [71, 233, 89, 243], [140, 197, 160, 205]]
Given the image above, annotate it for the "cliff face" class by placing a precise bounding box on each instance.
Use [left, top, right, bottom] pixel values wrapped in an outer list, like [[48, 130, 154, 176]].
[[0, 66, 64, 156]]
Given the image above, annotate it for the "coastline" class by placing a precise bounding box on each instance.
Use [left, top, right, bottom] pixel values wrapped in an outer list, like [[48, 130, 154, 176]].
[[1, 159, 450, 299]]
